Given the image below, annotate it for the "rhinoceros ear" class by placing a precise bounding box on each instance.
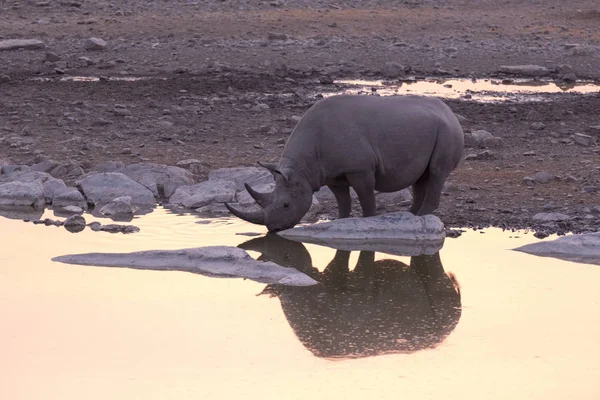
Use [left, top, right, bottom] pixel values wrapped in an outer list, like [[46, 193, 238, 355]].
[[258, 161, 292, 181]]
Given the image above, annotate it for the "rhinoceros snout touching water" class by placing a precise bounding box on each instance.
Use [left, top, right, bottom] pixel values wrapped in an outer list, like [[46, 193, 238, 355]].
[[225, 94, 464, 232]]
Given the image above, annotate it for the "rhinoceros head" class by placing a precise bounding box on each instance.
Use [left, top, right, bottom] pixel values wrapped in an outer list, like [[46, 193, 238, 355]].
[[225, 162, 313, 232]]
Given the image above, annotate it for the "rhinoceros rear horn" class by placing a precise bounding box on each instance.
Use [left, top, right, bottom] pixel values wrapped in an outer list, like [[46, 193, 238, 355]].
[[224, 202, 266, 226], [245, 183, 274, 208]]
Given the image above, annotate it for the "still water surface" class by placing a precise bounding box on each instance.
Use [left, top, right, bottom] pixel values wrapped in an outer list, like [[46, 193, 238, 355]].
[[2, 208, 600, 399], [335, 78, 600, 102]]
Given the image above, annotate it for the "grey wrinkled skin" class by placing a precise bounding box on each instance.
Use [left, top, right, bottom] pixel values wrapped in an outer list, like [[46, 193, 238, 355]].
[[226, 94, 464, 232]]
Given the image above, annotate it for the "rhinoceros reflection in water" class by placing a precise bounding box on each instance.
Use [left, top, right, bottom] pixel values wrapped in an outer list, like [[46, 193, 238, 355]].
[[239, 234, 462, 359]]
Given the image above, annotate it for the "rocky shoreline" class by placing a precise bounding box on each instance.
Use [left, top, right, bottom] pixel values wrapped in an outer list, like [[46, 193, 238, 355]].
[[1, 157, 598, 238]]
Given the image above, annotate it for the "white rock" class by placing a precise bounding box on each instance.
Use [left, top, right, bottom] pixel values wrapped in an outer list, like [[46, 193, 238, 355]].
[[279, 211, 445, 256], [169, 179, 236, 208], [52, 246, 319, 286], [208, 167, 274, 191], [42, 178, 68, 204], [76, 172, 156, 207], [513, 232, 600, 265], [53, 187, 88, 210], [84, 37, 107, 51], [0, 181, 45, 207], [0, 39, 45, 51]]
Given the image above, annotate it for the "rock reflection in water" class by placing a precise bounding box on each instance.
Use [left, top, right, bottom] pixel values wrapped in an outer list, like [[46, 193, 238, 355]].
[[239, 234, 462, 359]]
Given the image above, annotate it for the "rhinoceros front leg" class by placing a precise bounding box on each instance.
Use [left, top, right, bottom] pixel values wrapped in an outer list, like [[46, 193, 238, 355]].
[[347, 172, 377, 217], [328, 183, 352, 218]]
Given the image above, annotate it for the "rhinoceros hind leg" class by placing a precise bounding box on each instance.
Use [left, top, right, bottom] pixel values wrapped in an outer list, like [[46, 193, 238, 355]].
[[328, 184, 352, 219], [410, 174, 428, 214], [415, 175, 445, 216], [347, 172, 377, 217]]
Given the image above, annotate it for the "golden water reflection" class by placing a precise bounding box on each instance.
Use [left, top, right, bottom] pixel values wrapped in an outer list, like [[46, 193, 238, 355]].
[[335, 78, 600, 102], [2, 208, 600, 399]]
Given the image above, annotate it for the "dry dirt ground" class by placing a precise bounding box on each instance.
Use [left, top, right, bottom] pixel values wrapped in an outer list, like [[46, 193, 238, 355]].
[[1, 0, 600, 236]]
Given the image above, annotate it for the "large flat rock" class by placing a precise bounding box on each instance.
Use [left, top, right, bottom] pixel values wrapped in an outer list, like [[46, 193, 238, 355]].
[[76, 172, 155, 207], [0, 39, 45, 51], [52, 246, 318, 286], [513, 232, 600, 265], [278, 212, 445, 256]]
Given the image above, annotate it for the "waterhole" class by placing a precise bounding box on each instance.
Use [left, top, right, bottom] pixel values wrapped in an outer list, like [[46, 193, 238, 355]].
[[333, 78, 600, 102], [30, 75, 600, 102], [2, 207, 600, 399]]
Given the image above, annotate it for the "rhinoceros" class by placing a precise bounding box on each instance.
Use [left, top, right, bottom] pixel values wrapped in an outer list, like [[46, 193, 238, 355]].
[[226, 94, 464, 232], [239, 234, 462, 359]]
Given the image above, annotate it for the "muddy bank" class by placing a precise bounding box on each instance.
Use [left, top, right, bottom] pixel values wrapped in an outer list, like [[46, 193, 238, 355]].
[[1, 0, 599, 236]]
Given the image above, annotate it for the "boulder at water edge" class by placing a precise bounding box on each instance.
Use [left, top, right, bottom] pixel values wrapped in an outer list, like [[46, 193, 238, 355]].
[[169, 180, 237, 208], [116, 163, 195, 199], [0, 181, 45, 207], [99, 196, 135, 221], [52, 187, 88, 210], [42, 178, 68, 204], [513, 232, 600, 265], [278, 211, 445, 256], [76, 172, 155, 207]]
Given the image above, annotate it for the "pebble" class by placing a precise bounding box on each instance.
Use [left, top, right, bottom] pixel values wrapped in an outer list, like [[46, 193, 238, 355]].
[[64, 214, 86, 232], [465, 150, 494, 161], [88, 221, 140, 234], [84, 37, 107, 51], [529, 122, 546, 131], [267, 32, 287, 41], [523, 171, 557, 185], [572, 133, 595, 147]]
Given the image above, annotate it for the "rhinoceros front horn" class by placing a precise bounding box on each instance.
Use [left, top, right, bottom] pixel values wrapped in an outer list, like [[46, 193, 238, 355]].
[[224, 202, 266, 226], [244, 183, 274, 208]]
